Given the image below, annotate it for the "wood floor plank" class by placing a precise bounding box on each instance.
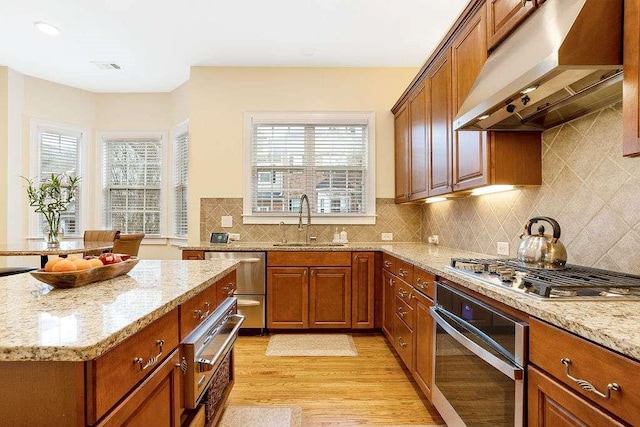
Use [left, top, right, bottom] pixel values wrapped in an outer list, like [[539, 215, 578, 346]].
[[227, 334, 445, 426]]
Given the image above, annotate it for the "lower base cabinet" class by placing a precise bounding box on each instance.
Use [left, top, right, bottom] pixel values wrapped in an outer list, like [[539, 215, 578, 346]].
[[413, 292, 434, 400], [97, 350, 182, 427], [267, 267, 309, 328], [528, 366, 625, 427]]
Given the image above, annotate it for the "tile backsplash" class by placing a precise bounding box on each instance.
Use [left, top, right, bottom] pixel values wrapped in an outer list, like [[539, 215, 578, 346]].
[[200, 198, 421, 243], [423, 103, 640, 275]]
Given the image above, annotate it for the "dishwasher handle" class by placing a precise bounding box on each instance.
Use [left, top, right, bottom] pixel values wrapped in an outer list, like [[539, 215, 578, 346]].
[[430, 306, 523, 381]]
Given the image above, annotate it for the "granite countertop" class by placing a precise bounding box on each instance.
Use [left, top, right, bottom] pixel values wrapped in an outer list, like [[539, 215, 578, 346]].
[[0, 259, 239, 362], [183, 241, 640, 361]]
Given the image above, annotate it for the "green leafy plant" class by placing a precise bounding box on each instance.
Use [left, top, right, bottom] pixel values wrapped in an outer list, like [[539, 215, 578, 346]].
[[22, 173, 81, 245]]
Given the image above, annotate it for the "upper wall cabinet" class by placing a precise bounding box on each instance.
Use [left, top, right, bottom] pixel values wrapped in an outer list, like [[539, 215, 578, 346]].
[[486, 0, 540, 51], [624, 0, 640, 157], [394, 103, 410, 202], [428, 51, 453, 197]]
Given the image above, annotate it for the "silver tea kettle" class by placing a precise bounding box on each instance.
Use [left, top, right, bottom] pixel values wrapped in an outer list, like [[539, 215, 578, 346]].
[[517, 216, 567, 270]]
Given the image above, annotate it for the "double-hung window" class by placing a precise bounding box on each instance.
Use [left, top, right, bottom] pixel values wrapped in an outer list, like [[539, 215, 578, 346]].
[[30, 121, 84, 237], [243, 112, 375, 224], [100, 133, 165, 235], [172, 123, 189, 238]]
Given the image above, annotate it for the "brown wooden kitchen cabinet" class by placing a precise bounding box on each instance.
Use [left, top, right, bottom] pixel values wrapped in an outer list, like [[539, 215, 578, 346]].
[[309, 267, 352, 328], [394, 103, 411, 202], [409, 82, 429, 200], [428, 50, 453, 197], [382, 269, 395, 338], [528, 365, 626, 427], [486, 0, 538, 51], [624, 0, 640, 157], [351, 252, 376, 329], [413, 292, 434, 400], [267, 267, 309, 328], [529, 318, 640, 426], [267, 251, 353, 329], [182, 250, 205, 260], [96, 349, 182, 427]]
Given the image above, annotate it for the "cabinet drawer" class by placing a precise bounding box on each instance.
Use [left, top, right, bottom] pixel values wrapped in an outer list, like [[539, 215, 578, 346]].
[[182, 250, 205, 260], [180, 284, 219, 340], [396, 259, 414, 284], [394, 313, 414, 369], [216, 270, 237, 305], [268, 251, 351, 266], [87, 309, 180, 424], [395, 295, 415, 329], [395, 280, 416, 308], [382, 253, 397, 274], [413, 267, 435, 299], [530, 318, 640, 425]]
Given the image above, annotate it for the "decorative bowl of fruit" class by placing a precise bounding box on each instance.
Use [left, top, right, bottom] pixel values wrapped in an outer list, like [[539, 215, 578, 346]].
[[30, 253, 139, 289]]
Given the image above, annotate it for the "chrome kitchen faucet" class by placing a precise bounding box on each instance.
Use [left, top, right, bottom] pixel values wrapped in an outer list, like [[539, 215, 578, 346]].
[[297, 194, 315, 244]]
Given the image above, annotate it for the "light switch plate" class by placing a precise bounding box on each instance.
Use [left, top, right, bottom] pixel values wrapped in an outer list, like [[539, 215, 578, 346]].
[[228, 233, 240, 241], [381, 233, 393, 241], [221, 216, 233, 228], [497, 241, 510, 255]]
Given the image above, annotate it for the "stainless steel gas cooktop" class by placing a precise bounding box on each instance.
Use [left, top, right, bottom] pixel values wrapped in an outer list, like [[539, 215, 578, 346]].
[[447, 258, 640, 300]]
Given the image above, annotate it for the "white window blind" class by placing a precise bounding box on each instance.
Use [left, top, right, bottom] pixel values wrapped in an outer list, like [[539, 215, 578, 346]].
[[250, 121, 369, 216], [173, 130, 188, 237], [102, 137, 162, 235], [39, 130, 81, 235]]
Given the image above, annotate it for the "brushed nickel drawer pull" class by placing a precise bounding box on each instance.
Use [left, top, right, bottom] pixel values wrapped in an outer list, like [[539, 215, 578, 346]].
[[398, 338, 407, 348], [560, 358, 620, 399], [194, 302, 211, 320], [384, 260, 391, 268], [398, 289, 408, 298], [133, 339, 165, 371], [398, 268, 406, 277], [397, 307, 406, 318]]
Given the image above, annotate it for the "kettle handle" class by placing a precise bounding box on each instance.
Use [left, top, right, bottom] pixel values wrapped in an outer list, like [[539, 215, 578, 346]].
[[526, 217, 561, 242]]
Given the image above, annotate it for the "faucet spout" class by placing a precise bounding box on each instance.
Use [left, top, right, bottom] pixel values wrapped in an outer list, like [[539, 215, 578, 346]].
[[298, 194, 312, 243]]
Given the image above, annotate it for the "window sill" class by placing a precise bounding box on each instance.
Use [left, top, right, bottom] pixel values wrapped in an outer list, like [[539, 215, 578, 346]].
[[242, 214, 376, 225]]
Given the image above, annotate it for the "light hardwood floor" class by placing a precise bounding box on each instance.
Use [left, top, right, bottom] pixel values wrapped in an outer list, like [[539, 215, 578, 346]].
[[226, 333, 445, 426]]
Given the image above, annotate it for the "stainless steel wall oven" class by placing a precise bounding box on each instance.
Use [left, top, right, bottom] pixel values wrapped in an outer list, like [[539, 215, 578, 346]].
[[430, 282, 527, 426]]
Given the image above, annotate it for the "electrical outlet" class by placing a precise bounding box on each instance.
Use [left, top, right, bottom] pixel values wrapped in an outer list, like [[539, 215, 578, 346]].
[[497, 241, 509, 255], [381, 233, 393, 241], [427, 235, 439, 245], [221, 216, 233, 227], [228, 233, 240, 241]]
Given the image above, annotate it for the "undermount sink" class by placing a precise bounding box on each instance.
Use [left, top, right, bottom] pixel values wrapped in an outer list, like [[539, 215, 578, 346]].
[[272, 242, 346, 247]]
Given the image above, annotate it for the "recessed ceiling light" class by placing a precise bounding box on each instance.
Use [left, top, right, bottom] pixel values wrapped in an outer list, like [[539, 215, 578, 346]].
[[34, 21, 61, 37]]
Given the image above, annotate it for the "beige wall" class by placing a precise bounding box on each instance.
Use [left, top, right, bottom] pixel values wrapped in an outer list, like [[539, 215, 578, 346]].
[[423, 103, 640, 275], [171, 82, 189, 125], [0, 67, 7, 263], [187, 66, 417, 241]]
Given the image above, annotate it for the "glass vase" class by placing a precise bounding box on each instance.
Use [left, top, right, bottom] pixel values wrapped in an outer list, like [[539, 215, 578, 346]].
[[44, 214, 64, 247]]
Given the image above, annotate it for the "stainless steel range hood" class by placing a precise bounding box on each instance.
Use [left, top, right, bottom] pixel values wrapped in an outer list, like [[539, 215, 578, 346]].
[[453, 0, 622, 132]]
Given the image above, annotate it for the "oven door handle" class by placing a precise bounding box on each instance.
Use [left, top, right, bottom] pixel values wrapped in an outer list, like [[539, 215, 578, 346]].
[[430, 307, 523, 381], [197, 314, 245, 372]]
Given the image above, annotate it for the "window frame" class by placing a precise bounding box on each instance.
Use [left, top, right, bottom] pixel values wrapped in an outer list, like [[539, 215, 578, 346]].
[[28, 119, 89, 239], [171, 120, 189, 239], [242, 111, 376, 225], [97, 131, 169, 237]]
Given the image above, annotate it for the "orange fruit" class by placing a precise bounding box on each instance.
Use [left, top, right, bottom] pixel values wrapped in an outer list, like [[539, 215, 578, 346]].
[[52, 259, 77, 272], [66, 254, 79, 261], [44, 257, 63, 272], [88, 258, 104, 268], [73, 258, 91, 271]]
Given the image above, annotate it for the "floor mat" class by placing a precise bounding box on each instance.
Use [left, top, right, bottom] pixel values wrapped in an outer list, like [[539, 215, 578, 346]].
[[218, 405, 302, 427], [265, 334, 358, 356]]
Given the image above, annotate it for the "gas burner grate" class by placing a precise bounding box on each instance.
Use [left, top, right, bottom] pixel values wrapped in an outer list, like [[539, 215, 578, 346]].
[[450, 258, 640, 298]]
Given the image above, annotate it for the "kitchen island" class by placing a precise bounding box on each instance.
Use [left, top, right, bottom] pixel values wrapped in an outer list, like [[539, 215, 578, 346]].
[[0, 259, 239, 426]]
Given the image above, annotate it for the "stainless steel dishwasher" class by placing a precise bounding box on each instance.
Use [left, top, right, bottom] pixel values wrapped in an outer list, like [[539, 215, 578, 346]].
[[205, 251, 266, 332]]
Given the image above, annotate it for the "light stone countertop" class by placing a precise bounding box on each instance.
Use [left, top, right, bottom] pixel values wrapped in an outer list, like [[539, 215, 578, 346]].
[[184, 241, 640, 361], [0, 259, 239, 362]]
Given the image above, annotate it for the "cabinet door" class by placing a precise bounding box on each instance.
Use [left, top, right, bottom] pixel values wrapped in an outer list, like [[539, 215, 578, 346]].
[[394, 103, 411, 202], [624, 0, 640, 157], [486, 0, 537, 51], [351, 252, 375, 329], [97, 350, 181, 427], [409, 82, 429, 200], [382, 270, 395, 339], [452, 6, 489, 191], [528, 365, 626, 427], [267, 267, 309, 329], [309, 267, 351, 328], [413, 294, 434, 401], [428, 51, 453, 196]]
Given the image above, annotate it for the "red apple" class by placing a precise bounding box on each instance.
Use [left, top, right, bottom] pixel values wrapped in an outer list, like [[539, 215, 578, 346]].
[[113, 253, 131, 261], [99, 253, 122, 265]]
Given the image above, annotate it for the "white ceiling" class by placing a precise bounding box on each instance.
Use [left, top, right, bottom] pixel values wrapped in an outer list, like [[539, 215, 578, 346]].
[[0, 0, 469, 93]]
